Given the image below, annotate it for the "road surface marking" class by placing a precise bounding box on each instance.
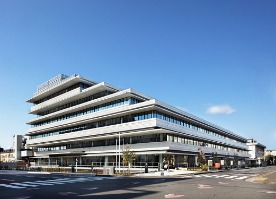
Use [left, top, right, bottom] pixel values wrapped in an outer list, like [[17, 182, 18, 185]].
[[218, 182, 229, 184], [59, 192, 78, 196], [201, 175, 212, 177], [0, 184, 25, 189], [82, 187, 99, 190], [24, 181, 55, 186], [198, 184, 212, 189], [11, 183, 38, 187], [165, 193, 184, 198], [0, 176, 113, 189], [235, 176, 249, 180], [225, 176, 238, 179], [258, 190, 276, 194]]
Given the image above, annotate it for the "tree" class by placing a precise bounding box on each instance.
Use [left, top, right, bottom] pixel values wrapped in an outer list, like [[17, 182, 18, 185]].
[[163, 154, 174, 170], [265, 154, 273, 165], [198, 149, 207, 171], [233, 154, 239, 168], [122, 145, 136, 175], [224, 154, 230, 169]]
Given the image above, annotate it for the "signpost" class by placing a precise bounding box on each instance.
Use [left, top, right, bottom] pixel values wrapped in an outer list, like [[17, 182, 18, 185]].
[[76, 158, 78, 172]]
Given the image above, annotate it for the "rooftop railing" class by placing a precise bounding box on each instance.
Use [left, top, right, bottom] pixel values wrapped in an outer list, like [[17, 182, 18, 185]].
[[33, 74, 79, 97]]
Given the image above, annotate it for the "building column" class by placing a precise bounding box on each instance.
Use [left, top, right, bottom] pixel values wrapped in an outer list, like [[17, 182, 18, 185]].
[[79, 157, 82, 165], [159, 154, 163, 170], [48, 158, 51, 166], [195, 155, 198, 167], [105, 156, 109, 166]]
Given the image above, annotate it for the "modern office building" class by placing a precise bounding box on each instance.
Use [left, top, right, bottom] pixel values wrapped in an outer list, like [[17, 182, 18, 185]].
[[265, 150, 276, 165], [0, 149, 15, 163], [246, 139, 266, 166], [25, 74, 250, 168]]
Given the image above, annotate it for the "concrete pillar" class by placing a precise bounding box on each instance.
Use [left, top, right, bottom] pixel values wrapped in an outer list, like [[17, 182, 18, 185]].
[[195, 156, 198, 167], [159, 154, 163, 170], [48, 158, 51, 166], [105, 156, 109, 166], [79, 157, 82, 165], [174, 155, 178, 168]]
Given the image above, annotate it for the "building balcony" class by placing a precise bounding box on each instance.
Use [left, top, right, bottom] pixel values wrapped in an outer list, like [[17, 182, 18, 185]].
[[30, 87, 82, 114], [33, 141, 250, 159], [26, 118, 159, 146], [156, 119, 248, 150], [26, 99, 156, 134]]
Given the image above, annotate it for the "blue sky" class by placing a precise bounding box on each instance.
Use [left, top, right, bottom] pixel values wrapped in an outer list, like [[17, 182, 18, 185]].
[[0, 0, 275, 149]]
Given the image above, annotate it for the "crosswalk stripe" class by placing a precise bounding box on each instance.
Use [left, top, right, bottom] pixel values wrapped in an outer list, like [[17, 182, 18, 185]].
[[24, 181, 55, 186], [225, 176, 238, 179], [235, 176, 249, 180], [0, 184, 25, 189], [202, 175, 212, 177], [219, 175, 230, 177], [0, 176, 113, 189], [11, 183, 38, 187], [193, 174, 251, 180], [42, 180, 65, 184]]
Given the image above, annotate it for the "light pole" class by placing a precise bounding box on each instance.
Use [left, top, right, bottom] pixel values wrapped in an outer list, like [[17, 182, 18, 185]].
[[118, 132, 121, 173], [116, 138, 117, 170]]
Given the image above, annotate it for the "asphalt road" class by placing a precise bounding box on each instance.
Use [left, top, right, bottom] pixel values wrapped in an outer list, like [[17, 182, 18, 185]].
[[0, 167, 275, 199]]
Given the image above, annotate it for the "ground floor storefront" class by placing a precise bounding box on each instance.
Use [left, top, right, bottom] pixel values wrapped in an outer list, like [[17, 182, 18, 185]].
[[30, 153, 247, 170]]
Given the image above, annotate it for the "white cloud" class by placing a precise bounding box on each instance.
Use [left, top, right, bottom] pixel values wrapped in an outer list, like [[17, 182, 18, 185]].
[[206, 104, 236, 115]]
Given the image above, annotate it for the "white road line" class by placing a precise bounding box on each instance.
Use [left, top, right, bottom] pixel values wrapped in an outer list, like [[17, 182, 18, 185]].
[[198, 184, 212, 189], [11, 183, 38, 187], [218, 182, 229, 185], [235, 176, 249, 180], [201, 175, 212, 177], [53, 178, 70, 181], [0, 184, 25, 189], [225, 176, 238, 179], [27, 172, 50, 174], [24, 181, 55, 186], [0, 177, 106, 189], [42, 180, 65, 184], [218, 175, 230, 177]]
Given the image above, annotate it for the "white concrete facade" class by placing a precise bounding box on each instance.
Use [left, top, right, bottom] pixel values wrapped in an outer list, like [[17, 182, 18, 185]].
[[25, 74, 250, 168], [246, 139, 266, 166]]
